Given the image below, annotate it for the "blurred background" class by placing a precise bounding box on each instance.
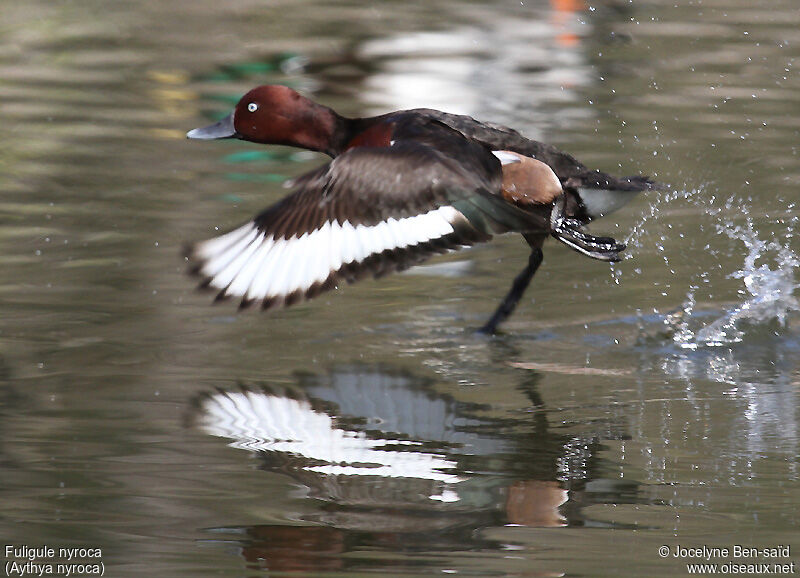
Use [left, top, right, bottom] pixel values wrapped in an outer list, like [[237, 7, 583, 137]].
[[1, 0, 798, 575]]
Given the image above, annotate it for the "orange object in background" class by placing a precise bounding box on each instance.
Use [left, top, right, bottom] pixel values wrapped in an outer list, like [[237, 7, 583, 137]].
[[550, 0, 587, 47]]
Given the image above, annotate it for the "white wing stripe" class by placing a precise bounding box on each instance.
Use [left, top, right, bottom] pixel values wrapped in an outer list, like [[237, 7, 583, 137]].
[[281, 232, 309, 297], [339, 220, 359, 266], [229, 237, 274, 298], [268, 236, 301, 298], [199, 226, 260, 279], [325, 221, 342, 273], [246, 239, 288, 300], [205, 229, 263, 287], [373, 221, 392, 254], [197, 206, 460, 300], [194, 223, 253, 261], [308, 222, 335, 290]]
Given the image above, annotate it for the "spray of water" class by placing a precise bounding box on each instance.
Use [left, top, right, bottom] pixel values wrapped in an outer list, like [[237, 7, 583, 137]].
[[683, 216, 800, 348], [627, 187, 800, 349]]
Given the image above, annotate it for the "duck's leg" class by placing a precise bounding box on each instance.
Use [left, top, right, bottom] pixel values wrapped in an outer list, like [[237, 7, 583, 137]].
[[478, 235, 545, 335]]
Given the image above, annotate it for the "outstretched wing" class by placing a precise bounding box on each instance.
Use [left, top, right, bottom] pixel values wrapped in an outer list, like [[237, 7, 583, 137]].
[[186, 142, 544, 310]]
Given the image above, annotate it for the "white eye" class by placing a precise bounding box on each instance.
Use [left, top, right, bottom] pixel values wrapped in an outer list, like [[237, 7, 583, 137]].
[[247, 102, 258, 113]]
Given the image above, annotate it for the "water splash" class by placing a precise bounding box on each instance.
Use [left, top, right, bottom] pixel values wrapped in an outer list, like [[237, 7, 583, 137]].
[[626, 185, 800, 349], [673, 213, 800, 349], [627, 187, 703, 267]]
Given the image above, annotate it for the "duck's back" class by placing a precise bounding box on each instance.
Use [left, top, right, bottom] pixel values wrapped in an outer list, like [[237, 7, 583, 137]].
[[404, 109, 587, 178], [409, 108, 659, 196]]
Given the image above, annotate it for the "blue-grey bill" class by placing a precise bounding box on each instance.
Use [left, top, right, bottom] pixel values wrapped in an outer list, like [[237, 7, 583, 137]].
[[186, 112, 237, 140]]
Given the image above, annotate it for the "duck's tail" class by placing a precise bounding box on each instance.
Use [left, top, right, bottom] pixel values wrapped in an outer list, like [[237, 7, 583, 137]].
[[570, 173, 666, 220]]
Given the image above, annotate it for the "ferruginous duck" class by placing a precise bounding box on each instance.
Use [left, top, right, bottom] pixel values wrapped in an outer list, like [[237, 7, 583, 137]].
[[186, 85, 659, 333]]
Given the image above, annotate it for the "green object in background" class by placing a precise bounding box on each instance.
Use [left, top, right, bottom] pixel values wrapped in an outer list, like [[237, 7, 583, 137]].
[[206, 93, 241, 106], [224, 172, 287, 183], [216, 193, 244, 203], [200, 53, 306, 83], [223, 150, 282, 164]]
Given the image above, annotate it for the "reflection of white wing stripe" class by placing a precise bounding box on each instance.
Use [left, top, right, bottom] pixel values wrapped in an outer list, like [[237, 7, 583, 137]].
[[199, 390, 463, 484], [193, 206, 462, 301]]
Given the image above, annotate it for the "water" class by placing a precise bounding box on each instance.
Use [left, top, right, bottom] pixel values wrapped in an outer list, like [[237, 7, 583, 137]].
[[1, 0, 799, 576], [633, 192, 800, 350], [675, 213, 800, 349]]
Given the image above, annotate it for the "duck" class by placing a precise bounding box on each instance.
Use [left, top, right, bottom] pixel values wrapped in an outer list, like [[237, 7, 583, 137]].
[[185, 85, 659, 334]]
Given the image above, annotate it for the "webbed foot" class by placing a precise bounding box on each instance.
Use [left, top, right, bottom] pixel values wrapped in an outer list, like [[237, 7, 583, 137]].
[[550, 198, 626, 262]]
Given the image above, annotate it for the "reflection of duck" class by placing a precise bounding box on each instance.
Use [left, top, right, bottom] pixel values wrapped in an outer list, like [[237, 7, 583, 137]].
[[191, 368, 501, 510], [189, 365, 628, 525], [195, 385, 464, 486], [186, 85, 659, 332], [190, 365, 634, 572]]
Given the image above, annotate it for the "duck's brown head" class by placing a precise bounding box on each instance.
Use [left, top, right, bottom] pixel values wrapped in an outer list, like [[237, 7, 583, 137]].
[[187, 85, 342, 156]]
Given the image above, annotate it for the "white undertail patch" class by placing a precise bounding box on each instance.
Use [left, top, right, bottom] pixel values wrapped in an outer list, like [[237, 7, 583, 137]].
[[578, 187, 642, 219]]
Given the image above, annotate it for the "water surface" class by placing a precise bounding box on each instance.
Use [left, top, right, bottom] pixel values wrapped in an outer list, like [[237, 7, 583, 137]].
[[1, 0, 798, 576]]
